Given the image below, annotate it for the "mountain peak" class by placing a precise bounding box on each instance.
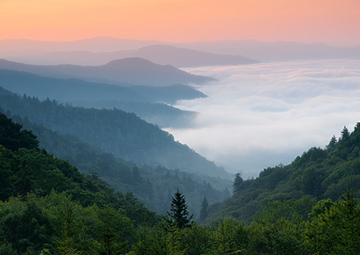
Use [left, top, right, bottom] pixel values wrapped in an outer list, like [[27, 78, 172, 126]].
[[104, 57, 165, 68]]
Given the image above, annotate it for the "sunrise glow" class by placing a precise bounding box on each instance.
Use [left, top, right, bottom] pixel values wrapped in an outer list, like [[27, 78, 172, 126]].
[[0, 0, 359, 45]]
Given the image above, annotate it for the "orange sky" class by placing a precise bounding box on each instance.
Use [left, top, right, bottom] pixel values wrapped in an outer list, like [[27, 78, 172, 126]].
[[0, 0, 359, 45]]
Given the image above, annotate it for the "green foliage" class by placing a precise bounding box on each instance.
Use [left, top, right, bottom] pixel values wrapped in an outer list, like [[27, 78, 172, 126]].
[[96, 207, 135, 254], [305, 190, 360, 255], [233, 173, 243, 195], [167, 190, 193, 229], [0, 112, 38, 151], [1, 199, 54, 254], [206, 123, 360, 223], [0, 88, 231, 216], [0, 114, 161, 254]]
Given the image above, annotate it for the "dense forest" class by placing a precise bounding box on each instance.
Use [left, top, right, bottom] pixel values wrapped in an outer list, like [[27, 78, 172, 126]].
[[0, 87, 229, 179], [1, 113, 360, 254], [206, 123, 360, 223], [0, 88, 230, 216], [10, 114, 230, 215]]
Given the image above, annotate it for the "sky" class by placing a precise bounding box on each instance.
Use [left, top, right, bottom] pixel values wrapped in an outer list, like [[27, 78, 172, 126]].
[[165, 59, 360, 178], [0, 0, 360, 45]]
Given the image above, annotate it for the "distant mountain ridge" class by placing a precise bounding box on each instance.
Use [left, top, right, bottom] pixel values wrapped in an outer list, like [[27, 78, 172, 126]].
[[0, 68, 205, 127], [0, 58, 215, 86], [177, 40, 360, 61], [1, 37, 359, 64], [3, 44, 259, 67], [0, 87, 230, 179]]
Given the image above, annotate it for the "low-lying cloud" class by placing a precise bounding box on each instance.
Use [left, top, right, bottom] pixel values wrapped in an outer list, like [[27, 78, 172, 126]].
[[164, 59, 360, 178]]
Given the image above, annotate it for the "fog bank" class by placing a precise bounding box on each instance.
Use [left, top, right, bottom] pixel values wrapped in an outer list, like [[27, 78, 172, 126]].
[[165, 59, 360, 178]]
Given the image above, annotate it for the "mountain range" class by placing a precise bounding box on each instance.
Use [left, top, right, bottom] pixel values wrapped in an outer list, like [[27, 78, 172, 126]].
[[0, 69, 205, 128], [178, 40, 360, 61], [0, 87, 230, 179], [1, 37, 359, 65], [0, 58, 215, 86], [2, 44, 259, 67]]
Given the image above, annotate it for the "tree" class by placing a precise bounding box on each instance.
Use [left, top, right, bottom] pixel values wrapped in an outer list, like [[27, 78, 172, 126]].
[[233, 173, 243, 195], [0, 113, 38, 151], [97, 207, 135, 255], [306, 190, 360, 255], [199, 196, 208, 222], [341, 126, 350, 140], [326, 135, 337, 151], [167, 189, 193, 229]]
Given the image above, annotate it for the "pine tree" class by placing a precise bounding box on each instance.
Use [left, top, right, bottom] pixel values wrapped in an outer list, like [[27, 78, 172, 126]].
[[341, 126, 350, 140], [167, 189, 193, 229], [199, 196, 208, 222], [326, 135, 337, 151], [233, 173, 243, 195]]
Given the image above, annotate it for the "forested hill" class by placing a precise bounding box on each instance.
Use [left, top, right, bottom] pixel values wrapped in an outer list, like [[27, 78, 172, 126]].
[[0, 112, 159, 222], [4, 112, 230, 215], [0, 69, 207, 105], [0, 87, 229, 179], [0, 112, 162, 254], [206, 123, 360, 222], [2, 110, 360, 255]]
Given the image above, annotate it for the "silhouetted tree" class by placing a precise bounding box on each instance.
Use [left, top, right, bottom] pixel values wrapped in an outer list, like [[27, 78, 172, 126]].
[[167, 189, 193, 229]]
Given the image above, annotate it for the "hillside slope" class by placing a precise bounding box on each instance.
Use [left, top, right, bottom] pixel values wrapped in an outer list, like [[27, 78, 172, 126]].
[[0, 111, 158, 221], [206, 123, 360, 222], [0, 87, 229, 179], [3, 111, 230, 215]]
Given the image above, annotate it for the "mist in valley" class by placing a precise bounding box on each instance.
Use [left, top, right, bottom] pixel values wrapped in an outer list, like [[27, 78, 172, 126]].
[[165, 59, 360, 178]]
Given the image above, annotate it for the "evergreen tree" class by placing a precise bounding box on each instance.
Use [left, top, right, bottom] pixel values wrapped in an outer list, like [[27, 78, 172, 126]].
[[341, 126, 350, 140], [0, 112, 38, 151], [233, 173, 243, 195], [167, 189, 193, 229], [199, 196, 208, 222], [326, 135, 337, 151]]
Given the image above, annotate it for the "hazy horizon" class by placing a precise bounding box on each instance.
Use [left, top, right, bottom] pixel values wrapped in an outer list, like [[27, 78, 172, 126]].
[[1, 36, 359, 47]]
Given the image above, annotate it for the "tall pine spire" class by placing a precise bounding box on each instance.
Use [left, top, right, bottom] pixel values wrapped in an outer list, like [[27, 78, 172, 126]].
[[167, 189, 193, 229]]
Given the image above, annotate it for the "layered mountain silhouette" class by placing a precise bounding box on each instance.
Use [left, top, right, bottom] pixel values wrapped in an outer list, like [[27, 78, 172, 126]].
[[0, 68, 206, 103], [0, 69, 205, 127], [5, 44, 259, 66], [1, 37, 359, 65], [0, 58, 215, 86], [177, 40, 360, 61], [0, 87, 230, 179]]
